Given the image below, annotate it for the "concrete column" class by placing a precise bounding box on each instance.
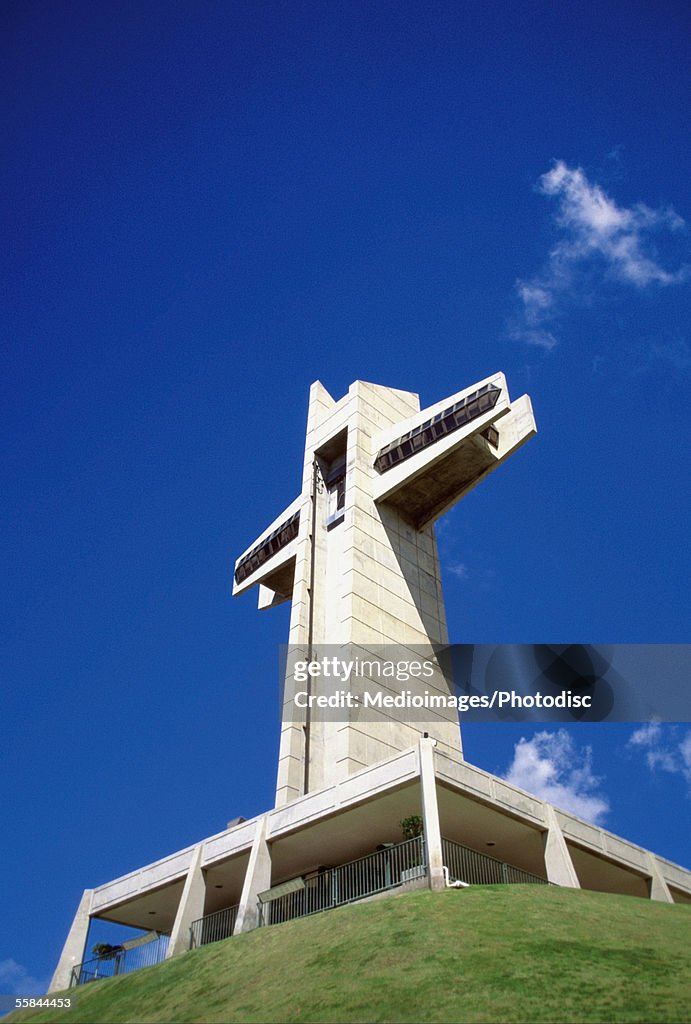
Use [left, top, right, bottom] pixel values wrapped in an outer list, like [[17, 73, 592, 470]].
[[419, 737, 445, 891], [48, 889, 94, 993], [543, 805, 580, 887], [234, 815, 272, 933], [647, 854, 674, 903], [166, 844, 206, 957]]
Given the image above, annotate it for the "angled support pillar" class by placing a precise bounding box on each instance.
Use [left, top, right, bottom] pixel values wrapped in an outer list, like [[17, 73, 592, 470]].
[[419, 737, 445, 891], [48, 888, 94, 993], [543, 805, 580, 887], [166, 844, 206, 957], [647, 854, 674, 903], [234, 815, 272, 933]]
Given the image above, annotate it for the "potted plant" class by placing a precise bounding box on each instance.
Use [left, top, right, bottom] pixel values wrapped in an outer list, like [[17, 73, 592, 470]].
[[399, 815, 426, 879], [90, 943, 125, 976]]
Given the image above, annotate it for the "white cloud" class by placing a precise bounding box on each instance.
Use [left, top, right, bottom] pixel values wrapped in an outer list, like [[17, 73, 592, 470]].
[[679, 733, 691, 779], [0, 958, 48, 996], [512, 160, 688, 348], [629, 722, 662, 747], [627, 723, 691, 785], [447, 561, 469, 580], [631, 336, 691, 373], [503, 728, 609, 824]]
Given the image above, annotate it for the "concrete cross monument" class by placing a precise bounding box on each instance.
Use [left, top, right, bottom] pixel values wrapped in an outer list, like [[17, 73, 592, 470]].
[[49, 372, 689, 994], [233, 374, 536, 806]]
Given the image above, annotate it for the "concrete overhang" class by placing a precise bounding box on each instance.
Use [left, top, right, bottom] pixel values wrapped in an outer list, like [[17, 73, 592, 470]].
[[372, 374, 537, 530], [89, 819, 261, 931], [85, 745, 691, 935], [266, 747, 421, 841], [268, 780, 423, 885], [232, 495, 301, 602], [90, 852, 255, 932], [436, 784, 548, 879], [433, 748, 691, 901], [93, 879, 185, 933]]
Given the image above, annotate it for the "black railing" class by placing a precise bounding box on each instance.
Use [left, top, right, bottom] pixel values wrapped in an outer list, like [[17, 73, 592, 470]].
[[73, 837, 547, 982], [259, 836, 427, 926], [70, 935, 169, 986], [235, 511, 300, 583], [189, 904, 240, 949], [374, 383, 501, 472], [441, 837, 547, 886]]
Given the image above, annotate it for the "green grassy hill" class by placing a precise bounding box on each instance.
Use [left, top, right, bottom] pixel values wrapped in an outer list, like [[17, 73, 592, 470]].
[[11, 886, 691, 1024]]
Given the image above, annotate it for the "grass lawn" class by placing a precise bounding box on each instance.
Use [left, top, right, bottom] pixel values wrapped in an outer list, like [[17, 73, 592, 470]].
[[9, 885, 691, 1024]]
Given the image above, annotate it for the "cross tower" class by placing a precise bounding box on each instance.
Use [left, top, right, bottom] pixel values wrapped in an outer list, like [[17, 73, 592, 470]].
[[234, 375, 536, 806]]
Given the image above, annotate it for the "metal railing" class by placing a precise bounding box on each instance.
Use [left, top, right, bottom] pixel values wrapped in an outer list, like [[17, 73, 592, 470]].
[[72, 837, 546, 982], [441, 837, 547, 886], [70, 935, 169, 986], [259, 835, 427, 926], [189, 904, 240, 949]]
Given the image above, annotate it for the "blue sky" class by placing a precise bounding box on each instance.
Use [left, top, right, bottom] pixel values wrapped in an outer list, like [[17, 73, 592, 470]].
[[2, 0, 690, 996]]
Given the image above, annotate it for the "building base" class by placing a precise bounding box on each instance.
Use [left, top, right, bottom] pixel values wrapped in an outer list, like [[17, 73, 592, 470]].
[[50, 739, 691, 991]]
